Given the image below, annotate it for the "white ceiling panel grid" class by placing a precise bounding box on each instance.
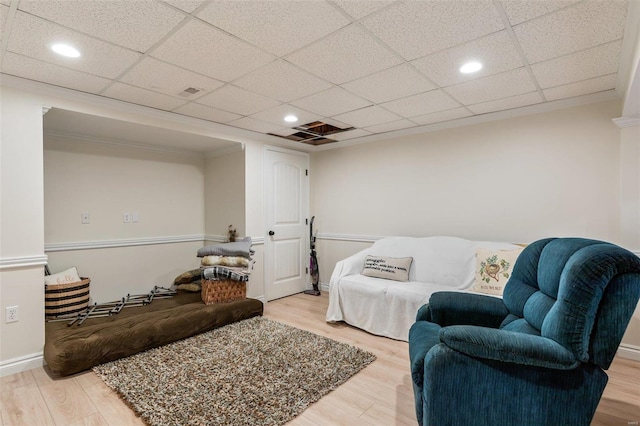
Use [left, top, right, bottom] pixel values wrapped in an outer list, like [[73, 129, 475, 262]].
[[17, 0, 186, 52], [0, 0, 633, 151], [197, 1, 351, 57], [361, 0, 505, 60], [286, 24, 403, 84]]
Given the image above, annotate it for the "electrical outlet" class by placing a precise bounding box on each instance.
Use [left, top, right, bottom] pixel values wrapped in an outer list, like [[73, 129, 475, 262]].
[[5, 306, 18, 323], [81, 212, 90, 224], [123, 212, 131, 223]]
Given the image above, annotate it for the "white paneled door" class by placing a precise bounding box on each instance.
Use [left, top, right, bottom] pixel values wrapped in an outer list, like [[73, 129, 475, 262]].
[[264, 147, 309, 301]]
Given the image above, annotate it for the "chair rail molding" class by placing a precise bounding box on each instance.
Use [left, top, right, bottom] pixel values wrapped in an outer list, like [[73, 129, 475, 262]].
[[45, 235, 205, 252], [0, 255, 48, 270], [316, 233, 385, 243]]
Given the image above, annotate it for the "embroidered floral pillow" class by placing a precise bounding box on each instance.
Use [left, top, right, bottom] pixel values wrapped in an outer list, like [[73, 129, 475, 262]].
[[473, 248, 523, 296]]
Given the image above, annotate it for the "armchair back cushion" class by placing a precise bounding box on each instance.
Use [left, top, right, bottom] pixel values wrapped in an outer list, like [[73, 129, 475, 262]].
[[501, 238, 640, 368]]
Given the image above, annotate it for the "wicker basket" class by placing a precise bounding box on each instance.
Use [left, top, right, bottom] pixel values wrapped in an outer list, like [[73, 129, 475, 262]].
[[45, 277, 91, 319], [201, 279, 246, 304]]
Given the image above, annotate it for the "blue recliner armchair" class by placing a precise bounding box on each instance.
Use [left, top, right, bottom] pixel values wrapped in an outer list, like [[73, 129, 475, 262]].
[[409, 238, 640, 426]]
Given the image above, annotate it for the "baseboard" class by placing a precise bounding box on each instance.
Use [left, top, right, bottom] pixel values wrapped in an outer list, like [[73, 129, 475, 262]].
[[0, 352, 44, 377], [320, 282, 329, 292], [618, 344, 640, 362]]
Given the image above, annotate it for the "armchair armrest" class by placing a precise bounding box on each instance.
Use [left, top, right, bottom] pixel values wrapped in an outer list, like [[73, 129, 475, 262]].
[[440, 325, 579, 370], [417, 291, 508, 328]]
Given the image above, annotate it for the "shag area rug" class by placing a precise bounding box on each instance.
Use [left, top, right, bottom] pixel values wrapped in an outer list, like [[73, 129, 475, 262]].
[[93, 317, 376, 425]]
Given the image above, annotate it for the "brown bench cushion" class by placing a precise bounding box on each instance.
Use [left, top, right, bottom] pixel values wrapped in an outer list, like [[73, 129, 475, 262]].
[[44, 291, 263, 376]]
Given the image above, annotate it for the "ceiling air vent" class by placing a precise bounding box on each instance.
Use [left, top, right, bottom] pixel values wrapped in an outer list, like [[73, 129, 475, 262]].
[[177, 87, 202, 98], [269, 121, 355, 146]]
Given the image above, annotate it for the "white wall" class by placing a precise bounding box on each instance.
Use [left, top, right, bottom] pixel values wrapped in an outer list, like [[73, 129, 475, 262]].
[[311, 100, 622, 243], [43, 136, 206, 303], [204, 149, 245, 240], [311, 99, 640, 350], [0, 86, 46, 364]]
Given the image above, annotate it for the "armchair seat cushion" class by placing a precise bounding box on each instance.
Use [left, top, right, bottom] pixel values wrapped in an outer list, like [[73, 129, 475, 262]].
[[439, 325, 579, 369]]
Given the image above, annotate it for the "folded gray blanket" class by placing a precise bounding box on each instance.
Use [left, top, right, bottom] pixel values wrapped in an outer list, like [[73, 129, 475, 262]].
[[197, 237, 253, 258]]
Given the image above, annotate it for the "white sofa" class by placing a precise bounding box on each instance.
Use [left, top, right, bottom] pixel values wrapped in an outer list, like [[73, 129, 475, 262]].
[[326, 236, 520, 341]]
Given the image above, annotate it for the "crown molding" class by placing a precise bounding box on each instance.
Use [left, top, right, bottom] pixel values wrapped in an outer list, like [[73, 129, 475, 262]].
[[314, 90, 621, 151], [205, 143, 245, 159], [44, 129, 203, 156], [0, 255, 48, 270], [612, 116, 640, 128]]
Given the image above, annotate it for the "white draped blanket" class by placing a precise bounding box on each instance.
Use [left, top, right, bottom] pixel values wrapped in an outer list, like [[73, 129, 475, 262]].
[[327, 236, 519, 341]]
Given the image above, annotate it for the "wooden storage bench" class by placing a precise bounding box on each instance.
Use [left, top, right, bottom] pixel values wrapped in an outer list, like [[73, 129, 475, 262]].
[[44, 291, 263, 376]]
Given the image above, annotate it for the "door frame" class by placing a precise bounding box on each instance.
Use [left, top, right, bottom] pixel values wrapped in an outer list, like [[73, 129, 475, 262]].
[[263, 145, 310, 301]]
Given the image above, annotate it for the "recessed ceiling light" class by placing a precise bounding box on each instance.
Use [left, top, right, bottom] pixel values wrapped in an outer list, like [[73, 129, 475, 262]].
[[284, 115, 298, 123], [51, 43, 81, 58], [460, 61, 482, 74]]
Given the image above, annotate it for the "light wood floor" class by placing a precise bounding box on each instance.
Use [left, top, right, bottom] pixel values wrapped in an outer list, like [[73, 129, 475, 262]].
[[1, 292, 638, 425]]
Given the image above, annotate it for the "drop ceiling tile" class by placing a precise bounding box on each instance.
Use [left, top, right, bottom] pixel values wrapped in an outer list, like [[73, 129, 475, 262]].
[[341, 64, 436, 103], [197, 84, 281, 116], [411, 31, 523, 87], [103, 83, 188, 111], [468, 91, 543, 114], [151, 19, 274, 82], [17, 0, 185, 52], [364, 119, 417, 134], [445, 68, 537, 105], [233, 60, 332, 103], [287, 25, 403, 84], [543, 74, 617, 101], [500, 0, 581, 26], [269, 128, 301, 137], [0, 0, 10, 6], [332, 128, 372, 141], [163, 0, 204, 13], [6, 12, 142, 79], [381, 90, 461, 118], [197, 1, 350, 57], [290, 87, 371, 117], [119, 57, 224, 99], [249, 104, 321, 128], [1, 52, 111, 94], [173, 102, 241, 123], [332, 1, 397, 20], [332, 105, 401, 128], [227, 117, 284, 134], [361, 0, 503, 60], [0, 4, 9, 33], [513, 0, 627, 64], [410, 107, 473, 126], [531, 41, 622, 89]]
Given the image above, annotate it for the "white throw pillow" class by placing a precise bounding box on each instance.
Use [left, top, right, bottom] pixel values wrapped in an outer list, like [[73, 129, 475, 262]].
[[473, 248, 523, 296], [44, 266, 81, 285], [362, 255, 413, 282]]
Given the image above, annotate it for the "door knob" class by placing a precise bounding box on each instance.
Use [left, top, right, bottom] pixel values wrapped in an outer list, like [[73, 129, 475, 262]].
[[268, 230, 275, 236]]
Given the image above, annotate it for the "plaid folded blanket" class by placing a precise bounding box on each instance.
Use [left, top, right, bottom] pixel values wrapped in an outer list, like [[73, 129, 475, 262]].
[[203, 266, 250, 282]]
